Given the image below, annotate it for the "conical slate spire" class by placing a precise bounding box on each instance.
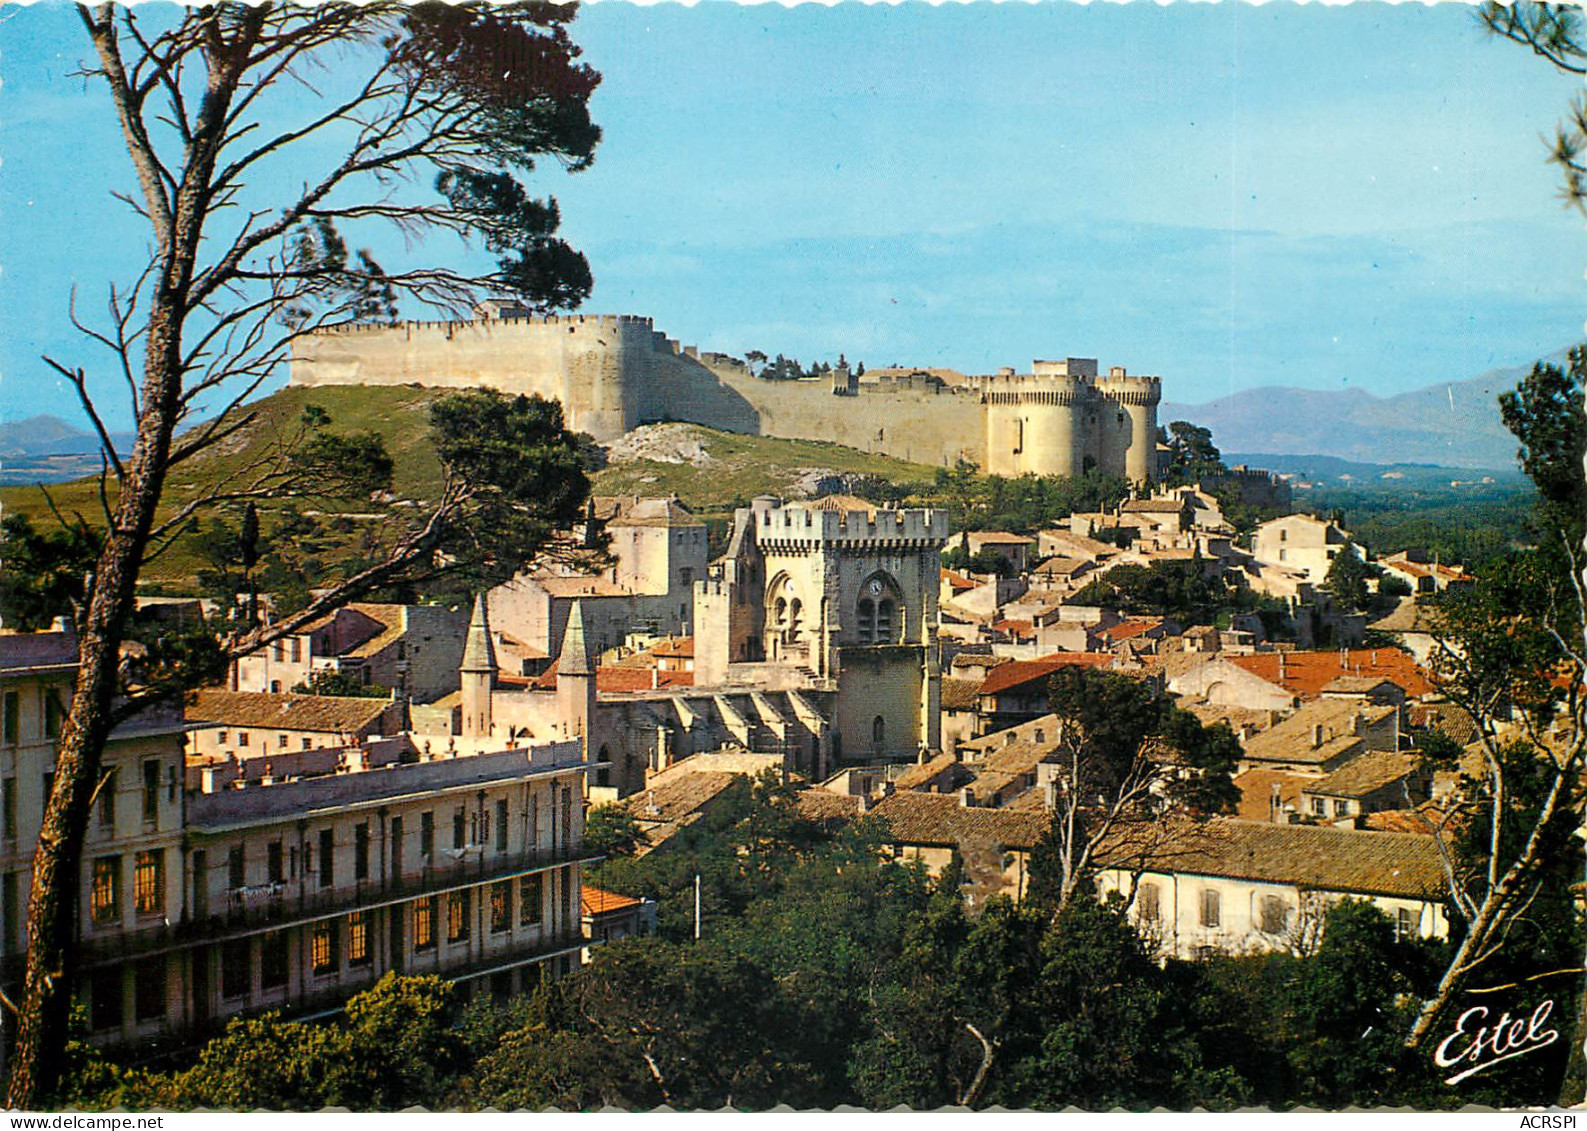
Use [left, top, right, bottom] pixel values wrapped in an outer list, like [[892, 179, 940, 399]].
[[460, 592, 497, 674], [559, 600, 593, 677]]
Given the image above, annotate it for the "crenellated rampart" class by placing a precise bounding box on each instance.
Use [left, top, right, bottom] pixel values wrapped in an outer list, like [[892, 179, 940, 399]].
[[288, 313, 1163, 482]]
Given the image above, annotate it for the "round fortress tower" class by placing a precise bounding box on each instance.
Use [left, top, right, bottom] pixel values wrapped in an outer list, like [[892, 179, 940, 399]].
[[1094, 369, 1161, 485], [982, 359, 1094, 478]]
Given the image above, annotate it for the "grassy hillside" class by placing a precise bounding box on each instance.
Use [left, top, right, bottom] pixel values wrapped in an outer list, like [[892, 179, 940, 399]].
[[0, 385, 938, 583]]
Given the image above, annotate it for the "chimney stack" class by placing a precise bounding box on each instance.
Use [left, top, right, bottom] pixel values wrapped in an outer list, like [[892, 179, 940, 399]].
[[959, 786, 976, 808], [1312, 723, 1324, 748]]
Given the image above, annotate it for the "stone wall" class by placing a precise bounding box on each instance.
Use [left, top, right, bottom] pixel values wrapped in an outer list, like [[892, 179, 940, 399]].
[[290, 315, 1160, 480]]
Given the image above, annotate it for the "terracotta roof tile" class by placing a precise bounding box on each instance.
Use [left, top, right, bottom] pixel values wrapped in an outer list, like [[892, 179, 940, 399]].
[[871, 791, 1049, 849], [978, 653, 1116, 697], [1098, 817, 1447, 899], [1305, 751, 1424, 798], [581, 886, 643, 916], [1228, 648, 1435, 700], [941, 677, 981, 711], [186, 689, 393, 734]]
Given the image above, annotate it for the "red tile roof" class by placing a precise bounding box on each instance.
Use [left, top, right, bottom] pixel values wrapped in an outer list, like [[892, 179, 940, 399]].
[[1100, 618, 1163, 642], [582, 886, 643, 916], [1227, 648, 1436, 700], [977, 653, 1115, 697]]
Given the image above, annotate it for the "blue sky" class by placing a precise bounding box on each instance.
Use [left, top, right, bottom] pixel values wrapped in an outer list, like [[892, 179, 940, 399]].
[[2, 1, 1584, 430]]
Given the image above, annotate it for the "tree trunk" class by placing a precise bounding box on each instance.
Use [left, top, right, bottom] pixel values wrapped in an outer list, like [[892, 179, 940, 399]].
[[5, 311, 185, 1109]]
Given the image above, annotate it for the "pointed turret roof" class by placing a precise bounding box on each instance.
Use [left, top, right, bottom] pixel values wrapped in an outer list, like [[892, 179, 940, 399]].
[[460, 593, 497, 674], [559, 600, 593, 678]]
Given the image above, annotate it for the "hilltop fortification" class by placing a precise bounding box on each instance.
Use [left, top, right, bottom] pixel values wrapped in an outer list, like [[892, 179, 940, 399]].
[[289, 304, 1161, 483]]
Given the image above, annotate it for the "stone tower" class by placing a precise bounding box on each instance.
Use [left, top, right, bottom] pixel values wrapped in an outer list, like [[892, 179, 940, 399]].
[[557, 600, 596, 747], [460, 593, 496, 738]]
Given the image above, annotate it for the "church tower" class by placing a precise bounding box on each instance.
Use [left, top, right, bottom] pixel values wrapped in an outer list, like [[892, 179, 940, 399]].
[[557, 600, 596, 748], [460, 593, 496, 738]]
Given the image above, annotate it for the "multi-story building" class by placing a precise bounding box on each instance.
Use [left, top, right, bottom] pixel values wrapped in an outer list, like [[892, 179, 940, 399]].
[[0, 627, 599, 1068], [230, 603, 466, 704], [1250, 515, 1362, 587]]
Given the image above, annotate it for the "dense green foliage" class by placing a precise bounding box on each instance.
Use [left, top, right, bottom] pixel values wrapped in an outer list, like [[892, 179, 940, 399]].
[[1069, 559, 1227, 624], [931, 463, 1131, 536], [290, 670, 390, 699]]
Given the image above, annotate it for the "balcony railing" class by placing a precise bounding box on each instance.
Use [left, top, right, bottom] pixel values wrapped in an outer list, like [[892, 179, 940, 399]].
[[71, 843, 604, 967], [100, 927, 589, 1065]]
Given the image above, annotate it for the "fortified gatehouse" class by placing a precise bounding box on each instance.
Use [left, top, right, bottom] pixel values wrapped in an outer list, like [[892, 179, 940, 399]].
[[288, 304, 1162, 484]]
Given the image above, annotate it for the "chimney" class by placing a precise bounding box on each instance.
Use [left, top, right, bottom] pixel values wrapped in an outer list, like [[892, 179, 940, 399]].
[[1351, 713, 1362, 736], [857, 793, 872, 814], [1270, 782, 1282, 823], [880, 780, 896, 799], [959, 786, 976, 808], [1312, 723, 1324, 748]]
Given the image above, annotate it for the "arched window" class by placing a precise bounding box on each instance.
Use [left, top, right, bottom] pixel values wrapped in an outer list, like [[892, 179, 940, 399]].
[[788, 598, 803, 642], [857, 599, 875, 644], [872, 715, 885, 751], [774, 597, 787, 630], [876, 598, 895, 643]]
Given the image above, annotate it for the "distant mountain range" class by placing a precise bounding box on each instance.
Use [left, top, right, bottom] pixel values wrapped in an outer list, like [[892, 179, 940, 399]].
[[1161, 352, 1567, 472], [0, 415, 136, 485]]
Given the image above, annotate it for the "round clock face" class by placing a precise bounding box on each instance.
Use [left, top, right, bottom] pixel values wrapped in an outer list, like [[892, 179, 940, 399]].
[[867, 579, 883, 596]]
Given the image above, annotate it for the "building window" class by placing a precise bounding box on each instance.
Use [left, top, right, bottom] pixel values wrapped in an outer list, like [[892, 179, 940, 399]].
[[267, 840, 284, 885], [134, 956, 166, 1023], [273, 641, 285, 662], [278, 733, 289, 749], [133, 850, 164, 916], [420, 811, 434, 857], [1396, 906, 1418, 942], [238, 731, 250, 747], [290, 638, 302, 663], [228, 845, 245, 890], [142, 760, 160, 824], [95, 768, 117, 830], [301, 737, 312, 751], [90, 856, 120, 924], [520, 873, 544, 926], [391, 815, 405, 876], [453, 807, 466, 851], [221, 938, 251, 1000], [90, 966, 122, 1032], [857, 598, 874, 644], [872, 715, 885, 751], [1259, 894, 1288, 935], [2, 691, 18, 744], [413, 897, 437, 951], [261, 931, 289, 989], [1199, 888, 1221, 929], [312, 921, 339, 975], [44, 690, 64, 740], [354, 823, 370, 880], [490, 880, 512, 933], [448, 889, 471, 942], [2, 777, 14, 840], [1333, 800, 1350, 818], [319, 828, 335, 888], [494, 799, 508, 852], [217, 731, 228, 745], [348, 911, 371, 966], [1137, 881, 1160, 922]]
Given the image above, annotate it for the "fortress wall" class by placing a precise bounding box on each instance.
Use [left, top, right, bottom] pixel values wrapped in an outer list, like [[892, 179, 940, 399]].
[[706, 367, 985, 468], [291, 317, 1160, 482], [291, 316, 657, 441]]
